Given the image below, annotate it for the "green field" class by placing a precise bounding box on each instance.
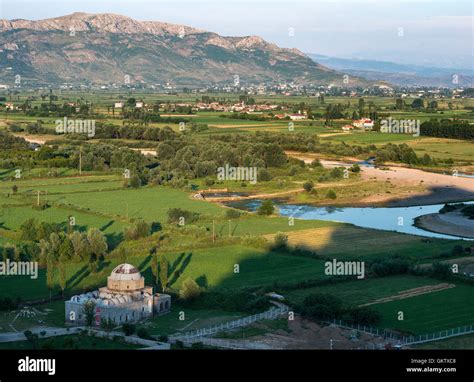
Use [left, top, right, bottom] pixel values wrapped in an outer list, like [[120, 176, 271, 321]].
[[372, 284, 474, 335], [283, 275, 439, 305], [0, 244, 327, 300]]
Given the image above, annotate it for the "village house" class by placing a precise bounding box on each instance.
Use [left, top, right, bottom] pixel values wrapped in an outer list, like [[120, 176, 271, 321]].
[[289, 113, 306, 121], [353, 118, 374, 130]]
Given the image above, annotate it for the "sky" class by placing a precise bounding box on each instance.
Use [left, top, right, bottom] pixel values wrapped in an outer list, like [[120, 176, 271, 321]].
[[1, 0, 473, 69]]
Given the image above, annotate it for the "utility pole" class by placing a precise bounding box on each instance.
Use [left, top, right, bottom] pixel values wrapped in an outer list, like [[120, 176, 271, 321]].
[[228, 220, 231, 237], [37, 190, 40, 206]]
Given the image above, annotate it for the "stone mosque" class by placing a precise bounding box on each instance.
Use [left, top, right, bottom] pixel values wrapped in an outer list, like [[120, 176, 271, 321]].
[[65, 263, 171, 326]]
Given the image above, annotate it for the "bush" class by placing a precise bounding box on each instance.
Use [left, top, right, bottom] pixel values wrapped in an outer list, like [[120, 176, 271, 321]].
[[351, 164, 361, 173], [204, 178, 215, 186], [179, 278, 201, 300], [273, 232, 288, 250], [137, 327, 152, 340], [258, 200, 275, 215], [303, 181, 314, 192], [167, 208, 200, 224], [300, 293, 343, 320], [343, 307, 381, 326], [326, 190, 337, 199], [225, 209, 242, 219], [258, 168, 272, 181], [124, 220, 151, 240], [122, 323, 136, 336]]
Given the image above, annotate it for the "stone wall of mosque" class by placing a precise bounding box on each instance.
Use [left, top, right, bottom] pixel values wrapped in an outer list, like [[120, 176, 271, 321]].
[[153, 294, 171, 315], [65, 298, 154, 326], [106, 276, 145, 292]]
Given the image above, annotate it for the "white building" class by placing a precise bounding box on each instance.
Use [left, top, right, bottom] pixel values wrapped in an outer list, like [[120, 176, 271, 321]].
[[65, 264, 171, 327]]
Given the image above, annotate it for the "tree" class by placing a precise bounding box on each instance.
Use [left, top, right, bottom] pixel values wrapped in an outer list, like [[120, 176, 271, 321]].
[[411, 98, 424, 109], [82, 300, 96, 327], [159, 256, 169, 293], [395, 98, 404, 110], [58, 235, 74, 261], [70, 231, 89, 261], [358, 98, 365, 117], [117, 247, 127, 264], [13, 245, 21, 261], [151, 254, 159, 287], [179, 278, 201, 300], [38, 239, 50, 266], [19, 218, 38, 241], [87, 228, 108, 258], [58, 256, 67, 298], [257, 200, 275, 216], [46, 251, 55, 300]]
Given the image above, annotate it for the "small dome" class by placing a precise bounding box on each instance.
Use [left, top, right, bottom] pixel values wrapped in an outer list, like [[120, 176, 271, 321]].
[[109, 263, 142, 281]]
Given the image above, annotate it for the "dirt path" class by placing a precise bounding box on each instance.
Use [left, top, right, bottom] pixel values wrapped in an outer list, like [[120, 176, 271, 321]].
[[203, 188, 304, 202], [360, 283, 455, 307]]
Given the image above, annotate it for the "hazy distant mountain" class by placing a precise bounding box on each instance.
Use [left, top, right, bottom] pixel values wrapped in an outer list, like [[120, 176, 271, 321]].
[[0, 13, 371, 87], [308, 53, 473, 87]]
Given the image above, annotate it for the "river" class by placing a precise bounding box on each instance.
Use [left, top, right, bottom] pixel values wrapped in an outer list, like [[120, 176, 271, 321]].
[[229, 200, 474, 240]]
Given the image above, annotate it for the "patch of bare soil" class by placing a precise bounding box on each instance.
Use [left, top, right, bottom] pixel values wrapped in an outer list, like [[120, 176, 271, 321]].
[[253, 315, 389, 350], [360, 283, 455, 307]]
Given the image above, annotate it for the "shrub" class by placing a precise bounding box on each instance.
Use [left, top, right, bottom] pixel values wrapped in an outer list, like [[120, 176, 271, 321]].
[[273, 232, 288, 250], [225, 209, 242, 219], [300, 293, 343, 320], [167, 208, 200, 224], [137, 327, 152, 340], [351, 164, 361, 173], [326, 190, 337, 199], [258, 168, 272, 181], [258, 200, 275, 215], [122, 323, 136, 336], [303, 181, 314, 192], [179, 278, 201, 300]]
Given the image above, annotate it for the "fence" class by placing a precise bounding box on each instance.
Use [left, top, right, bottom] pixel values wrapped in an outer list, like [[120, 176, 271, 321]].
[[400, 325, 474, 346], [180, 337, 271, 350], [170, 305, 288, 342], [323, 319, 474, 347], [322, 318, 405, 341]]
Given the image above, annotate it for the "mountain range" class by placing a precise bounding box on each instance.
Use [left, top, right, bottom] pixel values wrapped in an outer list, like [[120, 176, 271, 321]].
[[0, 12, 372, 88], [308, 54, 473, 88]]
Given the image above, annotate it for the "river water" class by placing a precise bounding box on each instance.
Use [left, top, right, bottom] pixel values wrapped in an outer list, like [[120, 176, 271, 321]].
[[230, 200, 474, 240]]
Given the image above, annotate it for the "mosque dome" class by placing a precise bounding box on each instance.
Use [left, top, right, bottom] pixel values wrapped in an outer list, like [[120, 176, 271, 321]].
[[107, 263, 145, 292], [109, 264, 142, 281]]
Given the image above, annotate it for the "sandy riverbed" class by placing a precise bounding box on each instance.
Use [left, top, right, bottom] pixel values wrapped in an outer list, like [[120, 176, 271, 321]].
[[285, 150, 474, 207], [415, 211, 474, 239]]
